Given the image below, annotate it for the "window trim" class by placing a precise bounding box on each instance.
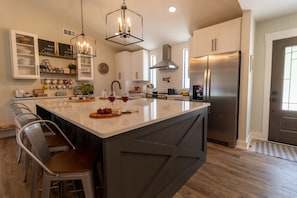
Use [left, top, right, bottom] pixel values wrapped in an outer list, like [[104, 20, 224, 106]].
[[182, 48, 190, 89], [150, 54, 157, 86]]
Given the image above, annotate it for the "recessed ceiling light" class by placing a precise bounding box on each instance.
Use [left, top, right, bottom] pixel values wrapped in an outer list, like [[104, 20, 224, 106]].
[[169, 6, 176, 13]]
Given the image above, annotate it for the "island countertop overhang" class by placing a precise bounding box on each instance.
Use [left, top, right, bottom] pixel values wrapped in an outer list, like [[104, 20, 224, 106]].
[[35, 98, 210, 139]]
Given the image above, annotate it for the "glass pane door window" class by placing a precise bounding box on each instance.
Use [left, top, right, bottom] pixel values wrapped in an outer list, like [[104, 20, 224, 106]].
[[282, 45, 297, 111]]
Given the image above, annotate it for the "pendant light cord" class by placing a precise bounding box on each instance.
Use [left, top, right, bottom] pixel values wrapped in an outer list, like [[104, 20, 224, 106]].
[[80, 0, 85, 35]]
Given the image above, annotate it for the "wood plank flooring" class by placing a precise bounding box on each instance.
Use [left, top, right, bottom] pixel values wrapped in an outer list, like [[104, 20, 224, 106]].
[[174, 142, 297, 198], [1, 136, 297, 198]]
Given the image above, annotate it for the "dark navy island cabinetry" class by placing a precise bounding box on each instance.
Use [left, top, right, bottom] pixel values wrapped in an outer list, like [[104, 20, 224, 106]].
[[36, 98, 209, 198]]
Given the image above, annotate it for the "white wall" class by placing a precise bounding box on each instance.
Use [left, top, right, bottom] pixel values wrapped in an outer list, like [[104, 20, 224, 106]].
[[250, 12, 297, 139], [0, 0, 116, 126]]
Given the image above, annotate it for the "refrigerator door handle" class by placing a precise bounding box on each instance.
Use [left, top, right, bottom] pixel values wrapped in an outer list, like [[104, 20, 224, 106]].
[[207, 69, 211, 100], [203, 69, 208, 100]]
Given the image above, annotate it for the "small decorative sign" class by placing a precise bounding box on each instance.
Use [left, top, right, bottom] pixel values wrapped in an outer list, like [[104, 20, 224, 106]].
[[38, 39, 55, 55], [58, 43, 73, 57]]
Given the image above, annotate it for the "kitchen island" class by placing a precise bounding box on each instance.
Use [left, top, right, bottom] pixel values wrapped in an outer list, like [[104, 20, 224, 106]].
[[36, 98, 210, 198]]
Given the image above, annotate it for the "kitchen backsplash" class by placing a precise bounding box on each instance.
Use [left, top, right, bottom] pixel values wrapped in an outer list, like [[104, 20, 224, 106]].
[[156, 69, 184, 94], [130, 70, 185, 94]]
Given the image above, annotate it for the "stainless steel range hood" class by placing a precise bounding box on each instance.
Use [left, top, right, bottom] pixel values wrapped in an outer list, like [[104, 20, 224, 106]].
[[150, 44, 178, 70]]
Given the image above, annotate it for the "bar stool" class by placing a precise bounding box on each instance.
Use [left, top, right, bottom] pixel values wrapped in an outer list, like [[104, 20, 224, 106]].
[[10, 102, 35, 163], [10, 101, 75, 162], [16, 120, 99, 198], [10, 102, 33, 115], [14, 112, 75, 182], [14, 115, 76, 198]]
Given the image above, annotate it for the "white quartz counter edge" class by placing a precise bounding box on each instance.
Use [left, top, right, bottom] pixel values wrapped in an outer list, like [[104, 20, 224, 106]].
[[35, 99, 210, 139], [13, 96, 69, 101]]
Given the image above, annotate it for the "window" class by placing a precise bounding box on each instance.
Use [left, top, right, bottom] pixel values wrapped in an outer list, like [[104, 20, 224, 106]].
[[182, 48, 190, 89], [150, 55, 157, 86], [282, 45, 297, 111]]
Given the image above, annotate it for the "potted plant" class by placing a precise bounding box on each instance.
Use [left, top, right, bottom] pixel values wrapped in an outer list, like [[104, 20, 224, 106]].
[[79, 82, 94, 95], [68, 63, 77, 74]]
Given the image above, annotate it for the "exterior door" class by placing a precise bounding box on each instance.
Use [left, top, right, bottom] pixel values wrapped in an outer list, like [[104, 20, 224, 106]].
[[269, 37, 297, 145]]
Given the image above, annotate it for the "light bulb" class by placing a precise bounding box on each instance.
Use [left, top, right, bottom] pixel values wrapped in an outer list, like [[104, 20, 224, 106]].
[[169, 6, 176, 13], [118, 17, 123, 32], [127, 17, 131, 33]]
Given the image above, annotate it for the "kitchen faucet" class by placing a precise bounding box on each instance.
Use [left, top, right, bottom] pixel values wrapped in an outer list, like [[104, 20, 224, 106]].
[[111, 80, 121, 95]]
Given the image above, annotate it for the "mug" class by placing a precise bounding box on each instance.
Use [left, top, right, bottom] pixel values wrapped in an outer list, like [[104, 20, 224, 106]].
[[45, 79, 51, 84], [43, 84, 49, 90]]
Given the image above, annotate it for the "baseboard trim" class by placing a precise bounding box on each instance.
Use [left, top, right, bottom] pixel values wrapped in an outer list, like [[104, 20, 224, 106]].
[[0, 124, 16, 139], [250, 131, 267, 141], [236, 136, 251, 150]]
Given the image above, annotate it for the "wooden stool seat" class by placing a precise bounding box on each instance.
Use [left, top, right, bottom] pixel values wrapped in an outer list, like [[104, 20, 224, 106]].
[[45, 148, 99, 173]]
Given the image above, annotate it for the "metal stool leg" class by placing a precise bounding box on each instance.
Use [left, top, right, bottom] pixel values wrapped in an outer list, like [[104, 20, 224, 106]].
[[81, 171, 95, 198], [17, 130, 25, 163], [31, 161, 39, 198]]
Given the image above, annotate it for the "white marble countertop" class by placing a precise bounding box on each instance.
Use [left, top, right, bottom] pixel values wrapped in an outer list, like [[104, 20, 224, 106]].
[[36, 98, 210, 139]]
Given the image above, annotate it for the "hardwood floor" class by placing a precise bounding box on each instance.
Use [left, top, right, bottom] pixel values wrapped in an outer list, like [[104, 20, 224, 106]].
[[1, 136, 297, 198], [174, 143, 297, 198]]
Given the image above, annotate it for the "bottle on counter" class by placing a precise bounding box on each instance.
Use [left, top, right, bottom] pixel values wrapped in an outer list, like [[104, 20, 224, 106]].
[[101, 89, 107, 98]]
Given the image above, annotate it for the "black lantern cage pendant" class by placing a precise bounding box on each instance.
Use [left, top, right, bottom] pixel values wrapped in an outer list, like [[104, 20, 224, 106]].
[[105, 0, 143, 46], [70, 0, 96, 57]]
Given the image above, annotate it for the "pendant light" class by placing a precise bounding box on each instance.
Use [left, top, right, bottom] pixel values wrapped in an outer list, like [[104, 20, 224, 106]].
[[70, 0, 96, 56], [105, 0, 143, 46]]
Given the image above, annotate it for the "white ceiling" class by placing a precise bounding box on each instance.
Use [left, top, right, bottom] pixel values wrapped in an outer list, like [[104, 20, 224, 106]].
[[238, 0, 297, 21], [33, 0, 297, 51]]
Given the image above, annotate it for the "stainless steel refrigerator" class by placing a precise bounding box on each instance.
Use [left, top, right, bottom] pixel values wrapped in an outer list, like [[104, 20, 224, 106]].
[[190, 51, 240, 147]]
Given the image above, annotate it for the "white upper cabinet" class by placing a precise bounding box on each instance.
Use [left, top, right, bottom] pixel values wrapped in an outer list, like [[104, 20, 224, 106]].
[[131, 49, 149, 81], [76, 47, 94, 81], [192, 18, 241, 57], [115, 51, 132, 81], [10, 29, 40, 79]]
